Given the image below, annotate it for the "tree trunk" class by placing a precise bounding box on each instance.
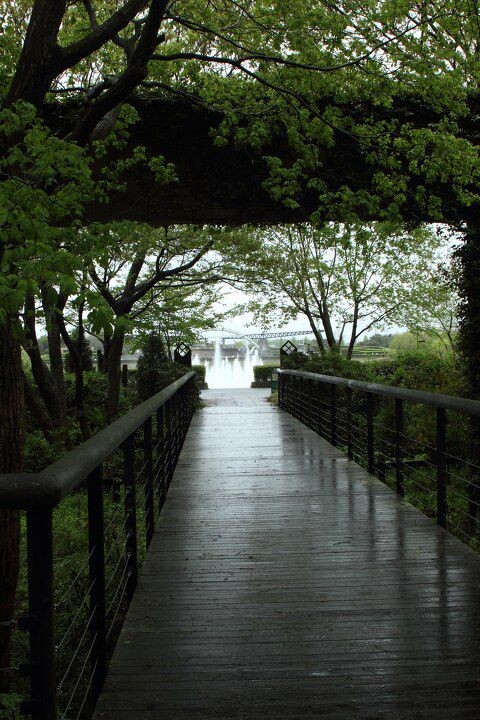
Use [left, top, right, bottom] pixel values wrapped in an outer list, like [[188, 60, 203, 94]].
[[42, 289, 67, 422], [0, 321, 24, 691], [346, 308, 359, 360], [25, 341, 67, 428], [23, 295, 67, 430], [57, 310, 90, 440], [6, 0, 66, 107], [304, 311, 326, 356], [457, 225, 480, 537], [105, 329, 126, 423], [47, 318, 66, 413], [24, 372, 55, 440], [25, 345, 66, 427], [320, 306, 340, 354]]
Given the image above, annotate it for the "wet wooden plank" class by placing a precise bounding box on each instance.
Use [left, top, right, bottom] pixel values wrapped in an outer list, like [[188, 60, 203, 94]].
[[95, 388, 480, 720]]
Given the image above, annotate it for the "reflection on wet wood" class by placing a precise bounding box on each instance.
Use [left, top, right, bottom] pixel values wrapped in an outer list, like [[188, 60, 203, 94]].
[[95, 389, 480, 720]]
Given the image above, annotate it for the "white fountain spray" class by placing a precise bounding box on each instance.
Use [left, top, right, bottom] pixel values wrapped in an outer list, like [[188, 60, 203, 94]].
[[202, 337, 263, 388]]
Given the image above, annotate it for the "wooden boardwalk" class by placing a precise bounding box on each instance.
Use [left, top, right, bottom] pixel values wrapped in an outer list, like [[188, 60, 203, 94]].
[[95, 388, 480, 720]]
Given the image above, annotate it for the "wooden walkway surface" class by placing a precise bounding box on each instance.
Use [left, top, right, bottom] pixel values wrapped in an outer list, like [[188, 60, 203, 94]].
[[95, 388, 480, 720]]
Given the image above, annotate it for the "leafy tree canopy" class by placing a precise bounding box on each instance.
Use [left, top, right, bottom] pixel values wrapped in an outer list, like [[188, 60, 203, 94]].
[[225, 221, 451, 357]]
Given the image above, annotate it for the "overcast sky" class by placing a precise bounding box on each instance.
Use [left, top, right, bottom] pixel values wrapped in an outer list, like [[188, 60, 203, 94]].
[[208, 283, 405, 340]]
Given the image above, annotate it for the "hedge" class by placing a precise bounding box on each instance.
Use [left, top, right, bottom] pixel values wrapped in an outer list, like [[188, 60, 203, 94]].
[[192, 364, 206, 382], [253, 364, 278, 382]]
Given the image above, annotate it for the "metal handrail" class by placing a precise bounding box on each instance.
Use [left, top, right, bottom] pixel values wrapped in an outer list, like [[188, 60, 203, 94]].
[[0, 371, 195, 509], [277, 367, 480, 546], [4, 370, 196, 720], [278, 369, 480, 417]]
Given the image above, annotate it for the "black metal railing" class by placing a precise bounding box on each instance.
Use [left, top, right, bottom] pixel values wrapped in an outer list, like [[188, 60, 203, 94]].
[[0, 371, 196, 720], [278, 369, 480, 548]]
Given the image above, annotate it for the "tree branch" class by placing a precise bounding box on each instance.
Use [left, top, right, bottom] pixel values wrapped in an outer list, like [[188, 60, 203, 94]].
[[70, 0, 170, 142], [131, 240, 214, 302], [59, 0, 148, 71]]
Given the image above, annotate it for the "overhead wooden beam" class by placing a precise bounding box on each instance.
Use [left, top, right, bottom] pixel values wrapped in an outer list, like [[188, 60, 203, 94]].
[[45, 97, 477, 226]]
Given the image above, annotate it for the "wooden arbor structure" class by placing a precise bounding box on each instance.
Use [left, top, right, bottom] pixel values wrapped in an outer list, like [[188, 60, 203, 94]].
[[44, 97, 478, 229]]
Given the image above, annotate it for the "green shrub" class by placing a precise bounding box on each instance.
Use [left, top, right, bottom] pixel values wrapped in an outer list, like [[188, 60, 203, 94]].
[[280, 350, 309, 369], [253, 364, 278, 382], [193, 364, 206, 382], [285, 351, 372, 382], [285, 349, 464, 396], [24, 429, 66, 472], [136, 334, 173, 399], [301, 352, 372, 381], [369, 350, 464, 396], [65, 372, 109, 431], [137, 360, 187, 401]]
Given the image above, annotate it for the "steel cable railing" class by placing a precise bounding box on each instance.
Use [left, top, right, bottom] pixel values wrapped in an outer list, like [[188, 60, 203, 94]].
[[278, 369, 480, 551], [0, 371, 196, 720]]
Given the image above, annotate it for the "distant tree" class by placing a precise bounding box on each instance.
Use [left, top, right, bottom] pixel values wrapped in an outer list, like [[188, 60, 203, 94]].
[[390, 332, 419, 353], [357, 333, 393, 348], [131, 283, 226, 359], [136, 333, 169, 401], [231, 223, 443, 359], [85, 224, 219, 420], [405, 261, 459, 352]]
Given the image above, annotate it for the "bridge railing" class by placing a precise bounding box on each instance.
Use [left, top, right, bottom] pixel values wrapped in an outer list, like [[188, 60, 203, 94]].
[[278, 369, 480, 548], [0, 371, 196, 720]]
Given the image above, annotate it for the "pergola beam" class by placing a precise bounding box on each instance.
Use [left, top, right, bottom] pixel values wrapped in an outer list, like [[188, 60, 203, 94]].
[[45, 96, 477, 226]]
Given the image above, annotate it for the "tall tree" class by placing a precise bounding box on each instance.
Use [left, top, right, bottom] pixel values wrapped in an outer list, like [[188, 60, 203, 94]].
[[0, 0, 177, 686], [406, 260, 460, 352], [131, 282, 225, 358], [85, 223, 219, 419], [230, 222, 443, 358]]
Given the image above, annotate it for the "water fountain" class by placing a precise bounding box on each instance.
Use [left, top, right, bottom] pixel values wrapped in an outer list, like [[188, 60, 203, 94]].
[[193, 336, 263, 388]]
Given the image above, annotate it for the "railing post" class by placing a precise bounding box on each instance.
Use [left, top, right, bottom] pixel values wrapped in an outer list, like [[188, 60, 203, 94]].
[[297, 376, 304, 422], [304, 377, 309, 426], [189, 376, 195, 422], [436, 407, 447, 528], [122, 364, 128, 387], [395, 398, 404, 497], [346, 386, 353, 459], [315, 380, 321, 435], [156, 405, 166, 511], [366, 392, 375, 474], [143, 417, 154, 547], [182, 383, 188, 438], [290, 375, 296, 417], [123, 433, 138, 601], [181, 386, 186, 446], [330, 383, 337, 446], [291, 376, 297, 418], [23, 508, 57, 720], [296, 376, 301, 420], [165, 398, 173, 487], [176, 387, 183, 455], [187, 379, 194, 427], [181, 384, 189, 444], [172, 392, 179, 471], [87, 464, 107, 704], [278, 372, 284, 409], [306, 378, 313, 428]]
